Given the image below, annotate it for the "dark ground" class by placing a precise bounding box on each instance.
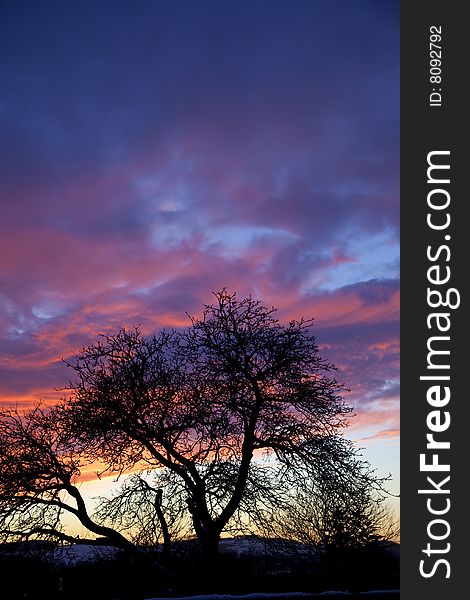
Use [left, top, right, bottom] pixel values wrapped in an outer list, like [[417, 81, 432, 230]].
[[0, 539, 399, 600]]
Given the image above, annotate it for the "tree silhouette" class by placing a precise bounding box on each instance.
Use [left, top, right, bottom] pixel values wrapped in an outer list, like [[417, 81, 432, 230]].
[[93, 470, 188, 554], [0, 405, 133, 550], [258, 459, 396, 556], [0, 290, 391, 558], [59, 290, 360, 556]]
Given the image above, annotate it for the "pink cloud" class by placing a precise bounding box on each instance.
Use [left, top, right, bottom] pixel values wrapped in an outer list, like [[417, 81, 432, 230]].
[[358, 428, 400, 443]]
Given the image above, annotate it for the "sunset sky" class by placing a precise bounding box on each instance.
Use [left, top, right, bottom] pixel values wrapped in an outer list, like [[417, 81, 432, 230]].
[[0, 0, 399, 504]]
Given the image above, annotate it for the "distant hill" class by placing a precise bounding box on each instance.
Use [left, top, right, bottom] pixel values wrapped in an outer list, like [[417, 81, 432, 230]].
[[1, 535, 399, 565]]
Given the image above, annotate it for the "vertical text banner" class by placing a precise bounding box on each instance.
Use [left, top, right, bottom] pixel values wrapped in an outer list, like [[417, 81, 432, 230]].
[[401, 2, 468, 599]]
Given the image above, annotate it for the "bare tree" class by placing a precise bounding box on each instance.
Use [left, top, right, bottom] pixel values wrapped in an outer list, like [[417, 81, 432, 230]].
[[258, 457, 396, 557], [0, 291, 391, 559], [94, 470, 190, 555], [0, 405, 134, 550], [59, 290, 359, 556]]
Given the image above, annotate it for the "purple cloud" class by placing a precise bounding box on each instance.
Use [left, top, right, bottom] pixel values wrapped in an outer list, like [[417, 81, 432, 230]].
[[0, 1, 399, 458]]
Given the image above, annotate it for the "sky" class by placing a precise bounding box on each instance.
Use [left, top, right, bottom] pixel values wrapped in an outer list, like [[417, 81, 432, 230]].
[[0, 0, 399, 505]]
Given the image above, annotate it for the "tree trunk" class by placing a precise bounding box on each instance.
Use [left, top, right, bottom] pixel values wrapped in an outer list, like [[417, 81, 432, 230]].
[[199, 529, 220, 558], [154, 498, 171, 557], [188, 493, 220, 558]]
